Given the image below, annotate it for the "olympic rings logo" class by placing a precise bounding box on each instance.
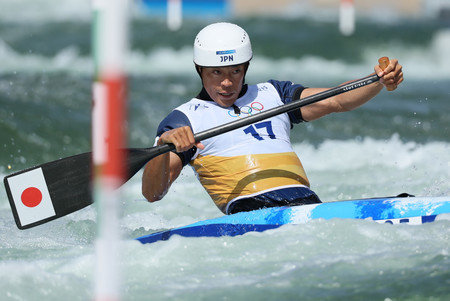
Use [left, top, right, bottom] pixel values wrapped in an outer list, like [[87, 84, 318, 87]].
[[228, 102, 264, 118]]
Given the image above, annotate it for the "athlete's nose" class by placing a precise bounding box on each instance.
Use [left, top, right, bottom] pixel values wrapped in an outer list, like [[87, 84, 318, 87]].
[[221, 78, 232, 88]]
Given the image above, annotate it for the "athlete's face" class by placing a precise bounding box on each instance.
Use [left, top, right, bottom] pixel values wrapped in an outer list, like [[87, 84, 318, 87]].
[[200, 64, 246, 108]]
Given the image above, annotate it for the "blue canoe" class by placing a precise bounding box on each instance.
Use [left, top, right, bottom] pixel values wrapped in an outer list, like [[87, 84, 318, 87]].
[[136, 196, 450, 244]]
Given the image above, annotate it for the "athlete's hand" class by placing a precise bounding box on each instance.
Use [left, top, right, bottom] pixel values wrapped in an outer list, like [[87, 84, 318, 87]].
[[158, 126, 205, 152], [375, 58, 403, 91]]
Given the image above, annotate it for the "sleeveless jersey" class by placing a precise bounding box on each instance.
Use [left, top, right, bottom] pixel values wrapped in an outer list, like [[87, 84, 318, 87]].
[[157, 80, 310, 213]]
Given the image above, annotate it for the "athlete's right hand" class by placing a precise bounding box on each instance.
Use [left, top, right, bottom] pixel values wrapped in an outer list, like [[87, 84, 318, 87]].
[[158, 126, 205, 152]]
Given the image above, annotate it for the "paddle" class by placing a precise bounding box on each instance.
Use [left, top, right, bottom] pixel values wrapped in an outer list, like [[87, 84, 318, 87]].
[[4, 57, 390, 229]]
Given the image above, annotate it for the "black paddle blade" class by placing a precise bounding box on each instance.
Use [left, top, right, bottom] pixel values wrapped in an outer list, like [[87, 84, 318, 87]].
[[125, 145, 174, 180], [4, 144, 173, 230], [4, 152, 93, 230]]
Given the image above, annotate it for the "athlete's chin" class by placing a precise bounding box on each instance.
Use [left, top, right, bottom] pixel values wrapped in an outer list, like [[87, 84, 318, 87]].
[[215, 94, 238, 107]]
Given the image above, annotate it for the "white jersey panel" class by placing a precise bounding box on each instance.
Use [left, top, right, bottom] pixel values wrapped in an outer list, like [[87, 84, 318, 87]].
[[174, 83, 294, 159]]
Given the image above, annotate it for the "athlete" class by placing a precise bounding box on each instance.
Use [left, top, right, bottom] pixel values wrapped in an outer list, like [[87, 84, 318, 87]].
[[142, 22, 403, 214]]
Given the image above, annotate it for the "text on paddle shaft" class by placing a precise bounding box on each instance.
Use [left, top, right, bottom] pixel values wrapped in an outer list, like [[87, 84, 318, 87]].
[[342, 78, 376, 92]]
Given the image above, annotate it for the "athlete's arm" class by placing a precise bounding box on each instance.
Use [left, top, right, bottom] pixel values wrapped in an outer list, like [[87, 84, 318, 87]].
[[142, 149, 182, 202], [300, 58, 403, 121], [142, 126, 204, 202]]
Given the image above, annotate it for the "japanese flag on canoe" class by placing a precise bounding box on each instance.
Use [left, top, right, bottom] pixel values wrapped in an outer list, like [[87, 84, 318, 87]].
[[4, 167, 56, 229]]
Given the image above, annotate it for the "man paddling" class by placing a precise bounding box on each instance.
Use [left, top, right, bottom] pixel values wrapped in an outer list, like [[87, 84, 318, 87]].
[[142, 22, 403, 214]]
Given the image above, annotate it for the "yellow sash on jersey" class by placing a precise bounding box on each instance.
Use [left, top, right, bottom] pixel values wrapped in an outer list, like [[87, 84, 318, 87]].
[[190, 152, 310, 213]]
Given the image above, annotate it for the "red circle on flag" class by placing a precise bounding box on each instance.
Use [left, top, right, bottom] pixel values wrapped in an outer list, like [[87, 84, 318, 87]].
[[21, 187, 43, 208]]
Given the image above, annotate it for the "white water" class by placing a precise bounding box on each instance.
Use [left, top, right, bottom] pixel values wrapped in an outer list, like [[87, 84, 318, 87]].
[[1, 29, 450, 82], [1, 1, 449, 299], [1, 138, 449, 300], [0, 0, 92, 22]]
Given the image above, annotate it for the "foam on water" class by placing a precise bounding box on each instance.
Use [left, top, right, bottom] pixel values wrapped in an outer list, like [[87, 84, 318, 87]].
[[1, 28, 450, 81], [0, 136, 449, 300], [250, 28, 450, 83], [0, 3, 449, 299], [296, 135, 450, 200], [0, 40, 92, 74], [122, 218, 450, 301], [0, 0, 92, 23]]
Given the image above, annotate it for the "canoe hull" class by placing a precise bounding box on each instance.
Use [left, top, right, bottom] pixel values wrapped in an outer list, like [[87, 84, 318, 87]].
[[136, 196, 450, 244]]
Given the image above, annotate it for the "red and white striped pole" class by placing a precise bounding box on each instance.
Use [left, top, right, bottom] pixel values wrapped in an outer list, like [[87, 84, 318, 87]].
[[92, 0, 129, 300], [339, 0, 355, 36]]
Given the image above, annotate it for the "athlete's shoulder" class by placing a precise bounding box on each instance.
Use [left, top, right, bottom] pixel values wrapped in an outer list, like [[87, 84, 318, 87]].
[[266, 79, 305, 104], [156, 109, 191, 137], [156, 104, 198, 167], [157, 97, 217, 135], [265, 80, 306, 124], [268, 79, 304, 95]]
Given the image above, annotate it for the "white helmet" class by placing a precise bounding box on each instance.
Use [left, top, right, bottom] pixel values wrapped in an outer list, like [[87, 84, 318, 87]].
[[193, 22, 253, 67]]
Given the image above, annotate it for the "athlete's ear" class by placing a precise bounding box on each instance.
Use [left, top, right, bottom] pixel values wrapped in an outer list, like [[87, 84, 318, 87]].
[[194, 64, 204, 86], [195, 64, 203, 77], [243, 62, 249, 84]]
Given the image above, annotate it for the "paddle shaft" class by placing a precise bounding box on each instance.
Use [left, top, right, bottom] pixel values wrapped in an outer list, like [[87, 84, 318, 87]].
[[145, 73, 381, 164], [151, 58, 391, 162], [198, 74, 380, 141]]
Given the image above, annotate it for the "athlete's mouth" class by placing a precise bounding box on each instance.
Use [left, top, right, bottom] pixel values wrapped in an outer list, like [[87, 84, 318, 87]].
[[218, 91, 234, 97]]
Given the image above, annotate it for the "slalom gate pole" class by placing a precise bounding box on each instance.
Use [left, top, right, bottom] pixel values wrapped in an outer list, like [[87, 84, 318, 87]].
[[92, 0, 129, 300]]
